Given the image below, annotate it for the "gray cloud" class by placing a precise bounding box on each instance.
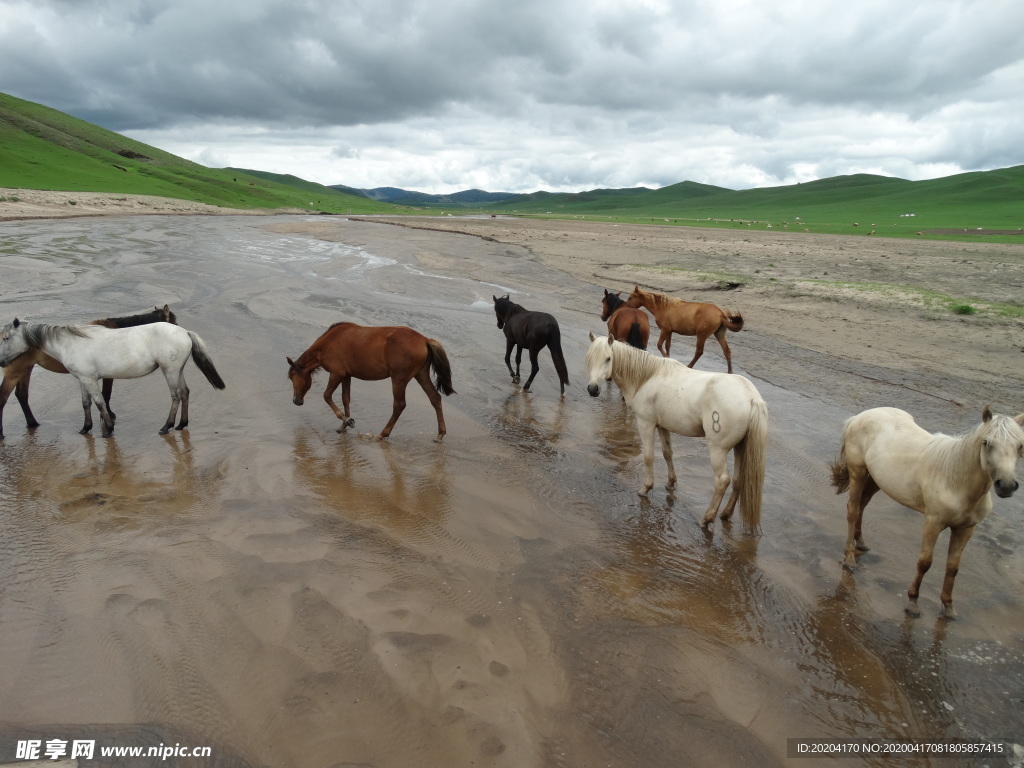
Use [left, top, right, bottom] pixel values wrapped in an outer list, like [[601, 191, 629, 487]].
[[1, 0, 1022, 192]]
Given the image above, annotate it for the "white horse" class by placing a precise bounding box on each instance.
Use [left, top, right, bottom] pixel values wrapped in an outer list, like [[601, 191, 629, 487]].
[[831, 406, 1024, 619], [585, 333, 769, 532], [0, 319, 225, 437]]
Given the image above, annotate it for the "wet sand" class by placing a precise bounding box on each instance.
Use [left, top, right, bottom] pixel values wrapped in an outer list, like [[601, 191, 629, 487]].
[[1, 213, 1023, 767]]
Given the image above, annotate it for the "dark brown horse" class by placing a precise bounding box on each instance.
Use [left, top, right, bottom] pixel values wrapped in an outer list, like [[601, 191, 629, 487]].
[[0, 304, 177, 438], [287, 322, 456, 441], [493, 295, 570, 395], [625, 285, 743, 373], [601, 289, 650, 350]]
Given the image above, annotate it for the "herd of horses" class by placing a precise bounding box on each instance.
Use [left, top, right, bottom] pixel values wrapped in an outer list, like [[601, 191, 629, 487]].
[[1, 283, 1022, 620]]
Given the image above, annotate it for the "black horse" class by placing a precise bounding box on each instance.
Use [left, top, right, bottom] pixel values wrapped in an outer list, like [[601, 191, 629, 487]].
[[492, 295, 570, 395]]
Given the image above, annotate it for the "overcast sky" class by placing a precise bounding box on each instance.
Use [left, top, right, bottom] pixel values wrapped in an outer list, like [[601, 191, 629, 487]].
[[2, 0, 1022, 194]]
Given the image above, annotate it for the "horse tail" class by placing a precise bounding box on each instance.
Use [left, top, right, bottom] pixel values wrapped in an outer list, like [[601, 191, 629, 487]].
[[721, 311, 744, 332], [548, 324, 571, 389], [425, 339, 456, 396], [626, 320, 644, 349], [187, 331, 226, 390], [736, 396, 768, 533], [829, 425, 851, 493]]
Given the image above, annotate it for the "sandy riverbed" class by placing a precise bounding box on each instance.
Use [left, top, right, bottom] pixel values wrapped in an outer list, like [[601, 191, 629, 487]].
[[1, 196, 1023, 767]]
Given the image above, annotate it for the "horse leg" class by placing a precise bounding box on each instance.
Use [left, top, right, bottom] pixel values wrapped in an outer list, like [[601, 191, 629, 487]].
[[657, 328, 672, 357], [939, 524, 976, 620], [159, 370, 184, 435], [906, 517, 945, 617], [522, 347, 541, 391], [658, 426, 676, 490], [842, 471, 878, 568], [714, 326, 734, 374], [377, 376, 410, 441], [102, 377, 117, 423], [700, 445, 731, 527], [504, 338, 519, 383], [688, 332, 708, 369], [80, 379, 114, 437], [720, 446, 743, 521], [174, 375, 190, 431], [415, 366, 446, 442], [636, 418, 657, 496], [13, 366, 41, 430]]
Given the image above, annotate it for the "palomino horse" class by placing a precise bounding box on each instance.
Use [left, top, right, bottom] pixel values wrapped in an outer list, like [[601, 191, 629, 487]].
[[493, 296, 570, 395], [831, 406, 1024, 619], [625, 285, 744, 373], [287, 322, 455, 441], [585, 333, 768, 532], [0, 305, 177, 438], [0, 319, 224, 437], [600, 289, 650, 350]]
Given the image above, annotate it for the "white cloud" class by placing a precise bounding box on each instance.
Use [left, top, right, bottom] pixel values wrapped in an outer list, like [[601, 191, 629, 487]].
[[2, 0, 1023, 192]]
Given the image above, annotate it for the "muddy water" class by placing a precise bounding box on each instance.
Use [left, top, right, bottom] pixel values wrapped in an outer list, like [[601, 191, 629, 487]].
[[0, 216, 1022, 767]]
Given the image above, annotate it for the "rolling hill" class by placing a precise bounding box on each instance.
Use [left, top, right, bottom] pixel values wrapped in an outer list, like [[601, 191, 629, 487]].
[[0, 91, 395, 214]]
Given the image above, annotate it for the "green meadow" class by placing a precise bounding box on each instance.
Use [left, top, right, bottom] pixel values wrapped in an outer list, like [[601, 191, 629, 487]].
[[0, 92, 395, 214], [2, 90, 1023, 242]]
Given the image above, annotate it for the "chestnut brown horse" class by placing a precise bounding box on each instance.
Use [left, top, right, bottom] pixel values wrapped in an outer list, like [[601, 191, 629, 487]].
[[0, 304, 177, 438], [601, 289, 650, 350], [625, 286, 743, 373], [287, 322, 456, 441]]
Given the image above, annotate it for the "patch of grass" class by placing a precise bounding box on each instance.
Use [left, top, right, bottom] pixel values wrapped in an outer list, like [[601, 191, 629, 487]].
[[952, 304, 975, 315]]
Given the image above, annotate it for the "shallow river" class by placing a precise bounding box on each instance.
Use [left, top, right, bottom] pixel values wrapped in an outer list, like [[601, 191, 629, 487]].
[[0, 216, 1021, 767]]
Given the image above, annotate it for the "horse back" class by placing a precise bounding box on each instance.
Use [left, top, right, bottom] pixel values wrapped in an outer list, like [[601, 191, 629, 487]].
[[506, 310, 559, 346], [843, 407, 934, 510], [321, 323, 428, 379]]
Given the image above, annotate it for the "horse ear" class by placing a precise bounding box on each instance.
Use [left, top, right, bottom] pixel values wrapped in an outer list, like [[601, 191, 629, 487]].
[[13, 318, 19, 328], [493, 295, 497, 302], [606, 333, 614, 346], [286, 356, 296, 369], [589, 331, 596, 341], [603, 289, 610, 296], [982, 405, 993, 422], [1015, 413, 1024, 427]]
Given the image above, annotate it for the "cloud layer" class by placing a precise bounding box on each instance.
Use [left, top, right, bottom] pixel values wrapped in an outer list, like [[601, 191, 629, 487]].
[[2, 0, 1022, 192]]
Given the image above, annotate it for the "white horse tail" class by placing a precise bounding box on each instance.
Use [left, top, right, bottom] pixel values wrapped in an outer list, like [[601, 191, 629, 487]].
[[829, 423, 851, 493], [187, 331, 226, 390], [737, 396, 768, 532]]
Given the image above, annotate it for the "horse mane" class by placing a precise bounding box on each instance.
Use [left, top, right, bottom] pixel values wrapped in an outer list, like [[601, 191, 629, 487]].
[[921, 415, 1024, 487], [603, 292, 626, 313], [597, 339, 677, 393], [92, 305, 177, 328], [23, 322, 89, 349]]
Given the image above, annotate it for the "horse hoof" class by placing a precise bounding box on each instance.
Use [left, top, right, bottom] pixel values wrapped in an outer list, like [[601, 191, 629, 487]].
[[79, 428, 92, 435], [101, 431, 113, 439], [856, 543, 870, 552], [345, 418, 356, 428], [904, 603, 922, 618], [159, 427, 170, 435]]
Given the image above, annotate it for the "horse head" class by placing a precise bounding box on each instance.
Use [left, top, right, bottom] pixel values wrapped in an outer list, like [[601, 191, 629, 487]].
[[493, 295, 511, 329], [979, 406, 1024, 498], [0, 318, 28, 367], [159, 304, 179, 325], [585, 331, 616, 397], [600, 289, 622, 321], [286, 356, 312, 406], [624, 285, 645, 309]]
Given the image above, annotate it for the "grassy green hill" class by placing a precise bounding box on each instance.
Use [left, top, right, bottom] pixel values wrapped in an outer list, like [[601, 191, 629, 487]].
[[3, 90, 1023, 241], [492, 168, 1024, 242], [0, 92, 395, 214]]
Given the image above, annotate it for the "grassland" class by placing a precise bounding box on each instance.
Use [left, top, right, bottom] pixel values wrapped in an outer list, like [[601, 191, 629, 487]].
[[2, 90, 1023, 240], [0, 92, 396, 214]]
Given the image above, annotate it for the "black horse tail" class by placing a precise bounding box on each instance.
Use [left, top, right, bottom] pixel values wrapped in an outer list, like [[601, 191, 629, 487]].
[[187, 331, 226, 390], [626, 320, 644, 349], [548, 324, 571, 393], [425, 339, 456, 396]]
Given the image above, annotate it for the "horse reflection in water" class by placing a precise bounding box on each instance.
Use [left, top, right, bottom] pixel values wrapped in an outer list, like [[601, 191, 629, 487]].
[[831, 405, 1024, 619]]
